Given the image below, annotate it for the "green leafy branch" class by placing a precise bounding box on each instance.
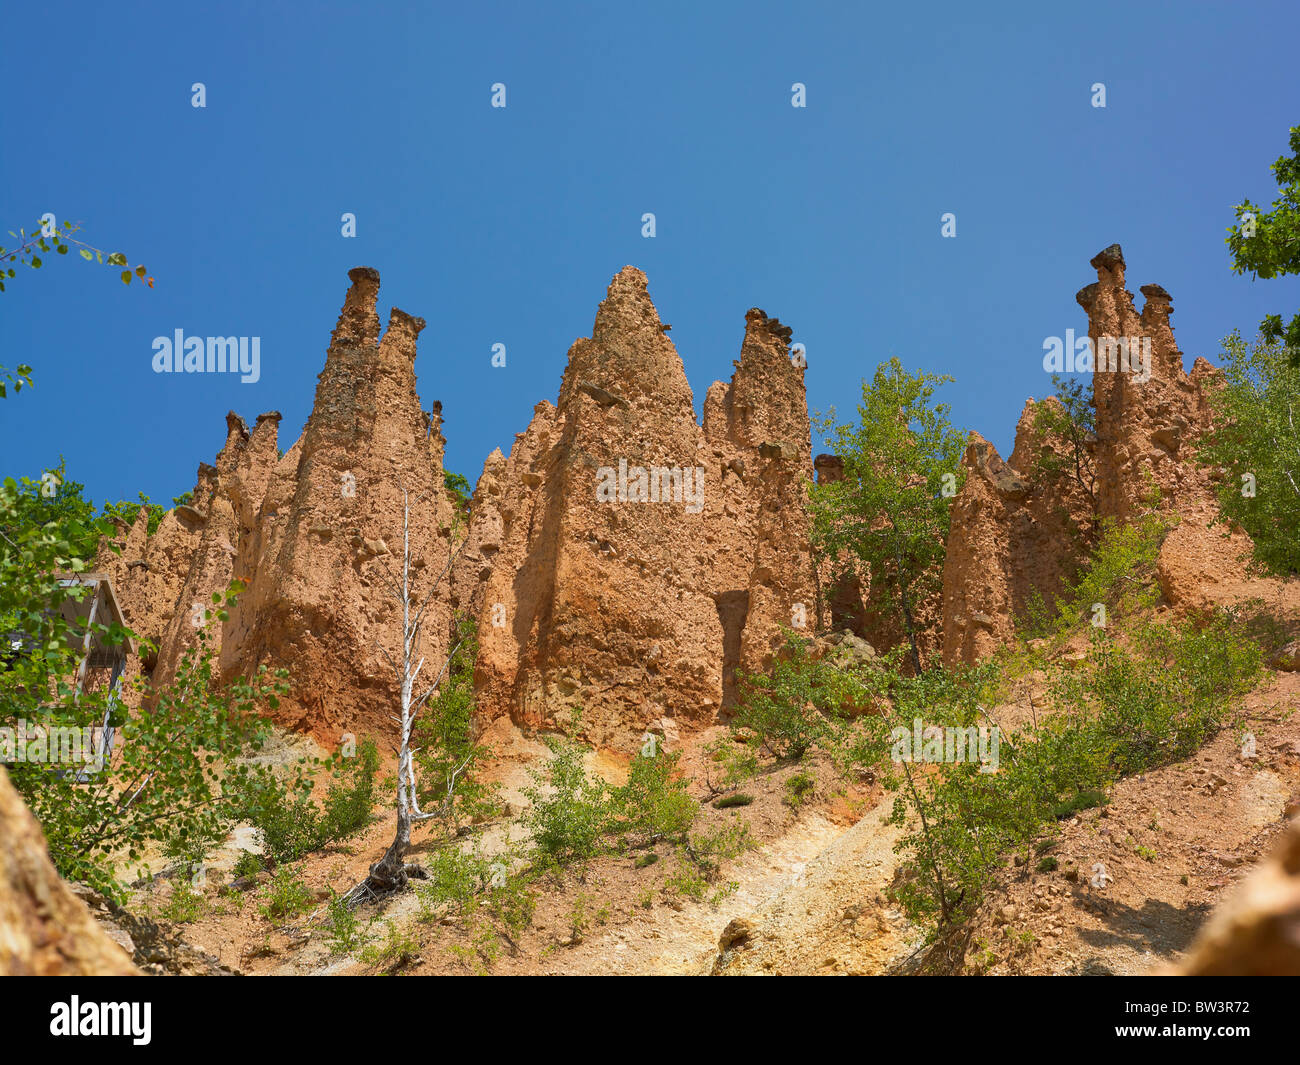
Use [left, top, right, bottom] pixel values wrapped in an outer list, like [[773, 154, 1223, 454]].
[[1, 218, 153, 293]]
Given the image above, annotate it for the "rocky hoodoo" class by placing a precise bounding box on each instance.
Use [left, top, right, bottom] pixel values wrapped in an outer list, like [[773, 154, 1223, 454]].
[[461, 267, 816, 749], [100, 268, 458, 743], [0, 766, 138, 975], [221, 269, 457, 740], [98, 266, 813, 752], [942, 244, 1251, 664], [943, 404, 1095, 663]]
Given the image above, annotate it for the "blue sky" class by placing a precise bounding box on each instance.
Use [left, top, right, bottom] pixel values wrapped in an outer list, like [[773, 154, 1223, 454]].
[[2, 0, 1297, 507]]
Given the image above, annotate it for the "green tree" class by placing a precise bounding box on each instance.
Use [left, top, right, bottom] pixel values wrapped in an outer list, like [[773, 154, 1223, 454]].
[[0, 463, 172, 564], [100, 494, 166, 537], [1226, 125, 1300, 366], [1197, 330, 1300, 576], [0, 474, 296, 897], [1026, 375, 1096, 512], [812, 359, 967, 672], [444, 471, 472, 510]]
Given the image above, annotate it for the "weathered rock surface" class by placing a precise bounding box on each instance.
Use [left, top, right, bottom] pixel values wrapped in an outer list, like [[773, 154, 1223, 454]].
[[943, 404, 1094, 663], [0, 766, 138, 975], [942, 244, 1260, 664], [460, 268, 816, 749], [101, 268, 457, 743]]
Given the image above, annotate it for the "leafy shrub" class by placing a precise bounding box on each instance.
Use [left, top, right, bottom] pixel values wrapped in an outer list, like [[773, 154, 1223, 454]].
[[608, 748, 698, 846], [1197, 330, 1300, 577], [324, 889, 364, 953], [783, 772, 816, 808], [1022, 511, 1171, 638], [360, 921, 419, 974], [232, 851, 264, 881], [242, 737, 379, 864], [159, 880, 207, 923], [414, 618, 500, 831], [1052, 790, 1108, 820], [258, 864, 313, 922], [714, 793, 754, 809], [876, 612, 1261, 936], [731, 634, 864, 760], [520, 727, 612, 865], [417, 848, 492, 917]]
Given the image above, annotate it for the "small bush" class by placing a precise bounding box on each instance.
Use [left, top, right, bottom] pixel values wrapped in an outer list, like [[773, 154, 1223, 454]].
[[243, 738, 380, 864], [609, 748, 698, 846], [258, 864, 313, 922], [1053, 790, 1108, 820], [360, 921, 419, 974], [324, 889, 363, 953], [160, 880, 207, 923], [714, 792, 754, 809], [731, 635, 860, 760], [232, 850, 264, 881], [521, 727, 612, 865], [783, 772, 816, 808]]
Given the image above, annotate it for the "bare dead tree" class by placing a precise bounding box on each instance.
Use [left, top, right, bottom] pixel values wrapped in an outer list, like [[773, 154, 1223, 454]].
[[346, 488, 468, 903]]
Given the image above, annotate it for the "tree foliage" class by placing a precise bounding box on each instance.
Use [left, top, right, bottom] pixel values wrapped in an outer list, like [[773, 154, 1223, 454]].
[[811, 359, 967, 672], [1226, 125, 1300, 366], [1197, 330, 1300, 577], [1026, 375, 1096, 511]]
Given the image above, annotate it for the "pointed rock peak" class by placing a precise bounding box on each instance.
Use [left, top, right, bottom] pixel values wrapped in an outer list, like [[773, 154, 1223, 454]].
[[963, 431, 1027, 495], [1140, 282, 1174, 323], [252, 411, 282, 447], [225, 410, 250, 442], [743, 307, 794, 351], [593, 265, 664, 338], [379, 307, 426, 360], [609, 264, 649, 293], [331, 266, 382, 348], [560, 267, 694, 417], [218, 412, 250, 471], [190, 462, 220, 512]]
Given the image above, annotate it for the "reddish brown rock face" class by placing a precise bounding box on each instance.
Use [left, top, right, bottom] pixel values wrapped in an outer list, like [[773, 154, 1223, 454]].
[[942, 243, 1257, 665], [104, 268, 457, 744], [0, 767, 138, 975], [101, 266, 814, 752], [461, 267, 816, 750]]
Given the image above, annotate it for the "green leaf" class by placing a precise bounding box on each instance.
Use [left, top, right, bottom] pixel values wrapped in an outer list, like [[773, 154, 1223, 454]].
[[30, 257, 41, 268], [79, 249, 93, 261], [121, 270, 132, 285]]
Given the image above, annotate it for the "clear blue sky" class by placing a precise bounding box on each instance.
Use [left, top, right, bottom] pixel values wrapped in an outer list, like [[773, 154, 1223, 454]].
[[2, 0, 1297, 507]]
